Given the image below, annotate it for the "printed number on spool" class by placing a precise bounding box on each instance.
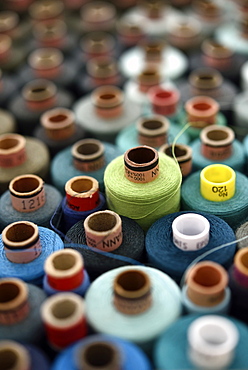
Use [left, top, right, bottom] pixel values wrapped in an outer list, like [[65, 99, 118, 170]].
[[212, 186, 228, 198]]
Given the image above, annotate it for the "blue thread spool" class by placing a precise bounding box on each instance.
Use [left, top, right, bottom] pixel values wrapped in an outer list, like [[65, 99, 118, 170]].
[[52, 334, 152, 370], [145, 211, 236, 282]]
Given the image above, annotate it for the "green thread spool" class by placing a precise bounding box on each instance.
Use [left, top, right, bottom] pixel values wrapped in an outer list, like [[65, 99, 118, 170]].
[[104, 148, 182, 231]]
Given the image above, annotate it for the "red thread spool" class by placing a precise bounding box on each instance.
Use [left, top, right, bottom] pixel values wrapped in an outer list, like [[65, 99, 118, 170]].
[[148, 86, 180, 116], [185, 95, 219, 128], [45, 249, 84, 291], [41, 293, 87, 350], [65, 176, 99, 212]]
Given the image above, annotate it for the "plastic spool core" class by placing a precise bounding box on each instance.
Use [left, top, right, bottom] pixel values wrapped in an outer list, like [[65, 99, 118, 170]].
[[137, 67, 160, 92], [0, 35, 11, 60], [84, 210, 123, 251], [34, 20, 67, 44], [29, 48, 63, 73], [72, 139, 105, 172], [92, 85, 124, 118], [172, 213, 210, 251], [65, 176, 99, 212], [41, 107, 75, 140], [200, 125, 234, 160], [0, 11, 19, 33], [189, 69, 223, 91], [87, 57, 117, 79], [137, 116, 169, 147], [0, 133, 26, 168], [202, 39, 233, 60], [113, 269, 152, 315], [185, 96, 219, 128], [29, 0, 64, 21], [0, 341, 30, 370], [81, 32, 115, 55], [188, 316, 239, 369], [78, 341, 121, 370], [234, 248, 248, 278], [160, 143, 192, 177], [141, 40, 165, 62], [23, 79, 56, 103]]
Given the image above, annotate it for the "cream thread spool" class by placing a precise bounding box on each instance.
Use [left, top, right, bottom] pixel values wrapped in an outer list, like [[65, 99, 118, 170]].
[[172, 213, 210, 251], [84, 210, 123, 252], [41, 107, 76, 141], [185, 96, 219, 128], [159, 143, 192, 178], [0, 340, 30, 370], [44, 249, 84, 291], [2, 221, 41, 264], [29, 0, 64, 23], [189, 68, 223, 98], [124, 145, 159, 183], [81, 32, 115, 59], [186, 261, 228, 307], [137, 115, 169, 147], [22, 79, 57, 112], [91, 85, 124, 119], [33, 20, 67, 49], [201, 39, 234, 70], [0, 11, 19, 37], [188, 315, 239, 369], [0, 278, 29, 325], [9, 174, 46, 213], [0, 134, 26, 168], [113, 269, 152, 315], [28, 47, 64, 79], [137, 67, 161, 93], [200, 125, 234, 161], [72, 139, 105, 172], [65, 176, 100, 212], [76, 341, 122, 370]]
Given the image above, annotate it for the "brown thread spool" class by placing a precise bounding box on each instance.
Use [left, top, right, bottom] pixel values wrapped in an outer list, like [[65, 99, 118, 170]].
[[148, 86, 180, 116], [91, 85, 124, 119], [116, 20, 145, 47], [168, 19, 202, 50], [185, 95, 219, 128], [200, 125, 234, 161], [65, 176, 99, 212], [84, 210, 123, 252], [80, 1, 116, 32], [189, 68, 223, 98], [28, 47, 63, 79], [72, 139, 105, 172], [9, 174, 46, 213], [159, 143, 192, 177], [29, 0, 64, 23], [137, 67, 161, 93], [0, 35, 12, 63], [33, 20, 67, 49], [201, 39, 234, 70], [0, 340, 30, 370], [41, 107, 76, 141], [22, 79, 57, 112], [0, 133, 26, 168], [77, 341, 121, 370], [186, 261, 228, 307], [124, 145, 159, 183], [0, 278, 29, 325], [2, 221, 41, 264], [81, 32, 115, 59], [86, 56, 120, 86], [113, 269, 152, 315], [137, 115, 169, 147], [0, 11, 19, 37]]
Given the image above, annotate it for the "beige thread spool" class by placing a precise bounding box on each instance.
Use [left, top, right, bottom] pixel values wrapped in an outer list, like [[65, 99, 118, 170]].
[[76, 341, 121, 370], [0, 11, 19, 37], [0, 133, 26, 168], [41, 107, 76, 141], [113, 269, 152, 315], [186, 261, 228, 307], [33, 20, 67, 49], [80, 1, 116, 32], [28, 47, 63, 79], [29, 0, 64, 23], [137, 115, 169, 147], [91, 85, 124, 119], [65, 176, 99, 212], [124, 145, 159, 183], [9, 174, 46, 213], [200, 125, 234, 161], [185, 95, 219, 128], [159, 143, 192, 177], [84, 210, 123, 252], [189, 68, 223, 98], [22, 79, 57, 111], [137, 67, 161, 93], [72, 139, 105, 172], [0, 340, 30, 370], [81, 31, 115, 58], [2, 221, 41, 264], [0, 278, 29, 325], [201, 39, 234, 70]]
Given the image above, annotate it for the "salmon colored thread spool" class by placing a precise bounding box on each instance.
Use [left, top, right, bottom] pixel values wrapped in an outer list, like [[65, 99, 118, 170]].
[[22, 79, 57, 112], [41, 293, 87, 350], [33, 20, 67, 49], [159, 143, 192, 178], [232, 247, 248, 288], [0, 340, 30, 370], [0, 133, 26, 168], [84, 210, 123, 252], [72, 139, 105, 172], [28, 47, 63, 79], [137, 67, 161, 93], [92, 85, 124, 119], [137, 115, 169, 147], [185, 96, 219, 128], [29, 0, 64, 24], [2, 221, 41, 264], [201, 39, 234, 70], [41, 107, 76, 141], [44, 249, 84, 291], [0, 278, 29, 325], [113, 269, 152, 315], [200, 125, 234, 161], [186, 261, 228, 307], [148, 86, 180, 116], [86, 56, 120, 86], [9, 174, 46, 213], [65, 176, 100, 212]]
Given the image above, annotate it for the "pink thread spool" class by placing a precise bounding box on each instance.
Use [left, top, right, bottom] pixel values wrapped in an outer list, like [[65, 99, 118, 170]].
[[148, 86, 180, 116]]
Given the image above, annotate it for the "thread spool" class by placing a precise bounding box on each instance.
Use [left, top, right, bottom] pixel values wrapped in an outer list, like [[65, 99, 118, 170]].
[[185, 96, 219, 128], [80, 31, 117, 60], [0, 109, 16, 135], [145, 211, 236, 282], [0, 340, 30, 370], [41, 292, 87, 350], [51, 140, 121, 193], [137, 116, 169, 148], [202, 39, 234, 70], [92, 85, 124, 119], [236, 221, 248, 249], [148, 86, 180, 117], [65, 176, 99, 213], [200, 125, 235, 161], [41, 107, 75, 141], [159, 143, 192, 178], [0, 134, 26, 169], [52, 334, 152, 370], [142, 39, 165, 64], [141, 0, 165, 19], [233, 92, 248, 141], [137, 67, 161, 93], [191, 67, 223, 93], [85, 266, 181, 351], [80, 1, 116, 32], [28, 47, 63, 80], [167, 17, 202, 51], [22, 78, 57, 112], [29, 0, 64, 23], [116, 19, 145, 48], [181, 170, 248, 230]]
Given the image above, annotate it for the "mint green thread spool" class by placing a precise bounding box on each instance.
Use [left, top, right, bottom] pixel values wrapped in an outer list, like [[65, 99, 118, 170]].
[[104, 147, 182, 231]]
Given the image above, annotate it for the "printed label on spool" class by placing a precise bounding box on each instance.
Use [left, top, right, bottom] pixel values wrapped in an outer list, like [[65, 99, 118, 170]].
[[10, 187, 46, 213], [201, 144, 232, 161], [0, 148, 26, 168], [86, 229, 123, 252], [4, 239, 42, 264], [73, 156, 105, 172], [0, 300, 30, 325], [124, 164, 159, 183]]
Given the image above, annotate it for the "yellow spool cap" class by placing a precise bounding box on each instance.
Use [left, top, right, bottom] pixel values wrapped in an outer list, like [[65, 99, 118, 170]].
[[200, 164, 236, 202]]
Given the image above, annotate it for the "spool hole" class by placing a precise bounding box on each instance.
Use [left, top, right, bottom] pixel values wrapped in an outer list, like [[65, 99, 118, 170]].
[[116, 270, 147, 292], [0, 282, 20, 304], [0, 348, 18, 370], [156, 90, 173, 99], [203, 166, 232, 183], [12, 177, 40, 193], [199, 324, 227, 346], [49, 114, 67, 123], [70, 178, 93, 193], [88, 212, 116, 232], [240, 252, 248, 269], [31, 87, 47, 94], [76, 142, 100, 156], [206, 130, 228, 141], [100, 93, 115, 100], [128, 147, 155, 164], [52, 299, 76, 319], [142, 119, 163, 130], [164, 145, 187, 158], [5, 223, 35, 243], [176, 216, 206, 236], [52, 253, 76, 271], [193, 102, 211, 111], [82, 343, 117, 367], [0, 138, 19, 150], [193, 265, 221, 287]]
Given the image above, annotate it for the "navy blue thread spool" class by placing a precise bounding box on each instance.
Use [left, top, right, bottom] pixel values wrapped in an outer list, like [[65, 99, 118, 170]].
[[145, 211, 236, 282]]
